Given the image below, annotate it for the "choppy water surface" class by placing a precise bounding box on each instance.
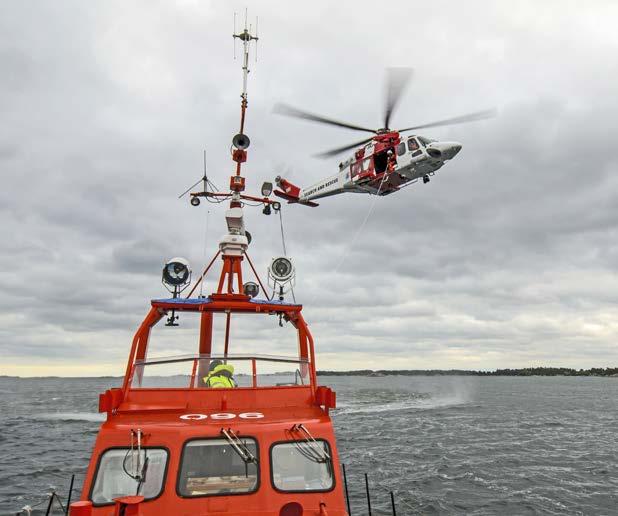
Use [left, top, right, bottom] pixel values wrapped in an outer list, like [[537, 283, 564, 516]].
[[0, 376, 616, 515]]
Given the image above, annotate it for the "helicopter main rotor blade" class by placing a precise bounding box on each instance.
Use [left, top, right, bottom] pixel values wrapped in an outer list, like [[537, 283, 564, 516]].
[[398, 108, 497, 133], [384, 67, 413, 130], [274, 103, 377, 134], [314, 136, 375, 159]]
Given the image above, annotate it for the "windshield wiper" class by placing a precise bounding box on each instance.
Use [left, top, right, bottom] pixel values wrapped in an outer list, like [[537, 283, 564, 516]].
[[291, 423, 331, 463], [221, 428, 258, 464]]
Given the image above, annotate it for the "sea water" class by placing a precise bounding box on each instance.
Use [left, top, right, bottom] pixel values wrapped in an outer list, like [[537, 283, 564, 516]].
[[0, 376, 616, 515]]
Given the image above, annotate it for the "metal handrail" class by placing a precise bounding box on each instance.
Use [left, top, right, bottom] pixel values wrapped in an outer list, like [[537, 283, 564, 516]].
[[135, 353, 309, 366]]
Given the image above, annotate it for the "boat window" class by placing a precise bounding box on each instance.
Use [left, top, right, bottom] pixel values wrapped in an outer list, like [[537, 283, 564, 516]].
[[90, 448, 168, 505], [408, 137, 420, 151], [271, 440, 334, 492], [178, 438, 259, 497], [396, 142, 406, 156]]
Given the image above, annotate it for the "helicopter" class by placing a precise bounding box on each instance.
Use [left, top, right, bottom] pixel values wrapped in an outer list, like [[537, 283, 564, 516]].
[[273, 68, 495, 207]]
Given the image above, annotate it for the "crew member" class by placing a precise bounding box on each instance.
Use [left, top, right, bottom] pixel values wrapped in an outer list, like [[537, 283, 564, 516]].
[[203, 359, 237, 388]]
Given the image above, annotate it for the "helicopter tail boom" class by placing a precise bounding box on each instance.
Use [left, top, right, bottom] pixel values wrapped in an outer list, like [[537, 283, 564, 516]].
[[274, 176, 319, 207]]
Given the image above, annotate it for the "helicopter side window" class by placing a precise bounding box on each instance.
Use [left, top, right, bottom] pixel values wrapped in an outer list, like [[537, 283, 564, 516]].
[[270, 440, 334, 492], [90, 448, 168, 506], [408, 138, 420, 151], [178, 438, 259, 497], [396, 142, 406, 156]]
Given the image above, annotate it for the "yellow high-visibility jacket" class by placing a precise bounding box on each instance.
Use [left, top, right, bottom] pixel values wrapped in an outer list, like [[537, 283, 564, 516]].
[[203, 364, 237, 388]]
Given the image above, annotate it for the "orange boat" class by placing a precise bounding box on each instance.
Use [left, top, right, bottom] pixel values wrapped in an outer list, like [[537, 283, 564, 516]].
[[67, 18, 348, 516]]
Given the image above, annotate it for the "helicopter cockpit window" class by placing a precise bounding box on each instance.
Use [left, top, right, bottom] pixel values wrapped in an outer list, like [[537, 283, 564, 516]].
[[408, 138, 420, 151], [271, 440, 334, 492], [90, 448, 168, 506], [178, 438, 259, 497], [418, 136, 435, 147], [396, 142, 406, 156]]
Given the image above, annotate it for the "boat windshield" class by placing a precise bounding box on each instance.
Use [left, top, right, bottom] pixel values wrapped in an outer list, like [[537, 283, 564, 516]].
[[178, 438, 259, 496], [271, 441, 334, 492], [90, 448, 168, 505], [132, 354, 310, 389]]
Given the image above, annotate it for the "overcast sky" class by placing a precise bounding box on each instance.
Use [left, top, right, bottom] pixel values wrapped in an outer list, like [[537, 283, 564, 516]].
[[2, 1, 618, 376]]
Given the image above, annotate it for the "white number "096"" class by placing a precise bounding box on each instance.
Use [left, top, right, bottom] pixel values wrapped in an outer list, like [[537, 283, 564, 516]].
[[179, 412, 264, 420]]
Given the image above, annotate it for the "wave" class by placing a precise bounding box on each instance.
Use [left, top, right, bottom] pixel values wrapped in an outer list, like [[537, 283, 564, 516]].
[[39, 412, 105, 422], [336, 393, 472, 415]]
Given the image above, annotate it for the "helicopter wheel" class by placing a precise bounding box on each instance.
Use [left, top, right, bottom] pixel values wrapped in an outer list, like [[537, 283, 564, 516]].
[[423, 175, 430, 184]]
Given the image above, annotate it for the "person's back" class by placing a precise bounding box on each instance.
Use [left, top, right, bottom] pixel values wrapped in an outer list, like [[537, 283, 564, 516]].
[[203, 360, 237, 388]]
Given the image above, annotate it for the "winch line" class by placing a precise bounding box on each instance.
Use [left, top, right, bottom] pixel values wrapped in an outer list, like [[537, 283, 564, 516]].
[[307, 173, 388, 306]]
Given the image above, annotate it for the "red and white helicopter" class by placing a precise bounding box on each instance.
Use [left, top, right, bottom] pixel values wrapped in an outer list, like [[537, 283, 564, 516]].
[[274, 68, 494, 207]]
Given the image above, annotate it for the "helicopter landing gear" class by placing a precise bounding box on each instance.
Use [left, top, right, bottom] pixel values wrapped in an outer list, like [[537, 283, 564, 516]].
[[423, 175, 430, 184]]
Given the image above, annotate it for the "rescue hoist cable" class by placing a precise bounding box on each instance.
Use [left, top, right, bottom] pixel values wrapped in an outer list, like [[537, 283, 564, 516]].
[[308, 172, 388, 306]]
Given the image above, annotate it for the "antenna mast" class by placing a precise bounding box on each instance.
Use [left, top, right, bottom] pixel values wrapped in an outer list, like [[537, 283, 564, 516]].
[[188, 12, 277, 217], [234, 9, 258, 135]]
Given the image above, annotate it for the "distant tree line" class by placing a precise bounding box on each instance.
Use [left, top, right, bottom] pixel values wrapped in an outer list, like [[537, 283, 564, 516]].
[[316, 367, 618, 377]]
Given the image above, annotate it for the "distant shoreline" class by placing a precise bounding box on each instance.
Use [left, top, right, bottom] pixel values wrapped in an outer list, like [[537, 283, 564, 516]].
[[317, 367, 618, 377], [2, 367, 618, 379]]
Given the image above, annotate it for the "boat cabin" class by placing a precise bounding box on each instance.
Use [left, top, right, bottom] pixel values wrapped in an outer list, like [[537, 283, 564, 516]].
[[71, 274, 345, 516]]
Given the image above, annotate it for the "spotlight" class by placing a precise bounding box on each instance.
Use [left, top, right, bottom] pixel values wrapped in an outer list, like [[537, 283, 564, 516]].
[[272, 201, 281, 212], [269, 256, 294, 282], [243, 281, 259, 298], [232, 133, 250, 150], [262, 204, 271, 215], [261, 182, 273, 197], [162, 257, 191, 295], [190, 196, 201, 206]]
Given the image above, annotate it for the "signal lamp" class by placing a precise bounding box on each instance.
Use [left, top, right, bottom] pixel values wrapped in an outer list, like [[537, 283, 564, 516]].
[[190, 196, 201, 206], [162, 257, 191, 295], [243, 281, 260, 298], [261, 181, 273, 197], [269, 256, 294, 282], [232, 133, 250, 150]]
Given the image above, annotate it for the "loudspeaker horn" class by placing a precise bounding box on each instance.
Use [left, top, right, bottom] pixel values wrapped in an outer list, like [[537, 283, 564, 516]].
[[232, 133, 251, 150]]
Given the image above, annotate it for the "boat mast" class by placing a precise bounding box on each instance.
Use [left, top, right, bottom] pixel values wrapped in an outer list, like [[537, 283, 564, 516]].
[[229, 11, 258, 208]]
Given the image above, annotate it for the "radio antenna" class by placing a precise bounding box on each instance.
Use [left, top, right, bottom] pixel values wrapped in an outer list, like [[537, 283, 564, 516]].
[[233, 8, 259, 132], [202, 149, 207, 193]]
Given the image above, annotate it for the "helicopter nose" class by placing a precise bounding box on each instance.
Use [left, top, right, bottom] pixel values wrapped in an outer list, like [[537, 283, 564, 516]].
[[427, 142, 462, 160]]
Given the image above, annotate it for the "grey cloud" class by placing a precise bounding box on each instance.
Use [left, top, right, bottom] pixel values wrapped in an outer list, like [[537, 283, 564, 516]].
[[2, 0, 618, 373]]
